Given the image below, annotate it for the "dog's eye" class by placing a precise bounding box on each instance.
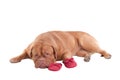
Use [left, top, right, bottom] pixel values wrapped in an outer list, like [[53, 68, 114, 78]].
[[35, 54, 38, 57], [45, 53, 49, 55], [44, 53, 50, 57]]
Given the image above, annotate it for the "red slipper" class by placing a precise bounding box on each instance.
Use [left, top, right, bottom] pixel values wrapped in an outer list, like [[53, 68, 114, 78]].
[[63, 58, 77, 68], [48, 63, 62, 71]]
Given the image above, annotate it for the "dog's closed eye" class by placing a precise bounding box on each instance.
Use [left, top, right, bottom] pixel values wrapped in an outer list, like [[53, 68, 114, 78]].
[[43, 53, 51, 57], [34, 54, 39, 57]]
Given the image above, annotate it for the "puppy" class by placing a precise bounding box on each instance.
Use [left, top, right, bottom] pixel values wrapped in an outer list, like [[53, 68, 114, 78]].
[[10, 31, 111, 68]]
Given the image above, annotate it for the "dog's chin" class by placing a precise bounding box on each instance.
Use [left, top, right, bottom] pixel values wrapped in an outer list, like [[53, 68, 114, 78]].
[[34, 58, 56, 68], [34, 61, 52, 69], [39, 65, 48, 69], [35, 64, 48, 68]]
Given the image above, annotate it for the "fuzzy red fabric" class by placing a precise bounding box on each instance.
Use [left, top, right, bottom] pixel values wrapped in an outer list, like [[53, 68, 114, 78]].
[[48, 63, 62, 71], [63, 58, 77, 68]]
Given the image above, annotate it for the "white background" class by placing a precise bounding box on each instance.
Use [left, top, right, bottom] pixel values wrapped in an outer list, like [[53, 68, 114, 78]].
[[0, 0, 120, 80]]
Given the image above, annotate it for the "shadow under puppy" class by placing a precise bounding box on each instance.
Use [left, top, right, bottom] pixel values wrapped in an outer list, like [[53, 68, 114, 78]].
[[10, 31, 111, 71]]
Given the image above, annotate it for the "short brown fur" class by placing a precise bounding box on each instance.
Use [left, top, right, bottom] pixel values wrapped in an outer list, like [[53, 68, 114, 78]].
[[10, 31, 111, 68]]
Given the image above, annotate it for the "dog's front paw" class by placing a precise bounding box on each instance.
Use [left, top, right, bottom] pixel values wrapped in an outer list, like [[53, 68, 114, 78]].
[[63, 58, 77, 68], [10, 57, 21, 63], [48, 63, 62, 71]]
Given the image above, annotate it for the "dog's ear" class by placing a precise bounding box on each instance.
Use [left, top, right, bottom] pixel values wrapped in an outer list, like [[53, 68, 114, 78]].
[[52, 46, 57, 60]]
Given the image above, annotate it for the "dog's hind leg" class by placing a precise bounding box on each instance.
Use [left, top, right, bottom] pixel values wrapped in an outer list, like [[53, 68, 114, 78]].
[[76, 50, 91, 62]]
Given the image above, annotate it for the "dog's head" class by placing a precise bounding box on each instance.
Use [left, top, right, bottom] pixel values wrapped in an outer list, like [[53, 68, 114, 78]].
[[27, 43, 57, 68]]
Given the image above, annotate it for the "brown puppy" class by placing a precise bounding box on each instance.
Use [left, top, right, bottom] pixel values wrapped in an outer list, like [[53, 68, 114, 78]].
[[10, 31, 111, 68]]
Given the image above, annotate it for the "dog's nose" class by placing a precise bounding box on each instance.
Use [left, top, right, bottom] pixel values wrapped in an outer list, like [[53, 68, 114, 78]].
[[35, 60, 48, 68], [39, 63, 47, 68]]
